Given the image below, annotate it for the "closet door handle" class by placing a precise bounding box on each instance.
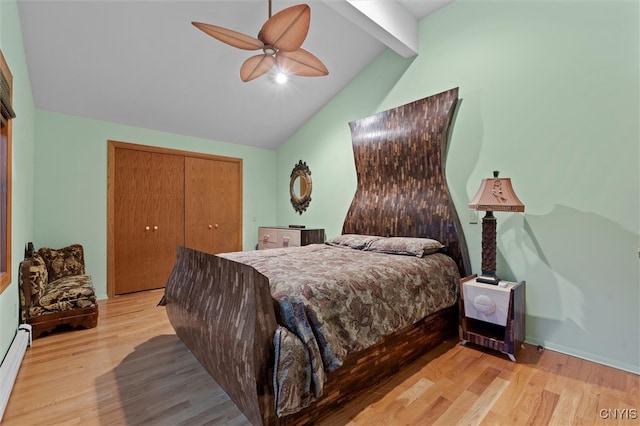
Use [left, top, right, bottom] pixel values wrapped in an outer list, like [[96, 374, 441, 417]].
[[145, 226, 150, 231], [208, 224, 213, 229], [153, 226, 159, 230]]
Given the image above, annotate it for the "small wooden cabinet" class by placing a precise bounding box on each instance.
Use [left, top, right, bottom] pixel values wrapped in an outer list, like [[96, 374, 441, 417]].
[[459, 275, 525, 361], [258, 227, 325, 250]]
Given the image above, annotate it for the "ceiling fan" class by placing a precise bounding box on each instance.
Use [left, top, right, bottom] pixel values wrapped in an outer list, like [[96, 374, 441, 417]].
[[192, 0, 329, 82]]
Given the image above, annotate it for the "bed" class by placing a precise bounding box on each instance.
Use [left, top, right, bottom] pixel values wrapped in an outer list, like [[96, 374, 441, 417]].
[[162, 87, 471, 425]]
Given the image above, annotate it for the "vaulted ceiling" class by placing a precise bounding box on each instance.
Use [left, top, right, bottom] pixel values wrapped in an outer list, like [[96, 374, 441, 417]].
[[17, 0, 453, 149]]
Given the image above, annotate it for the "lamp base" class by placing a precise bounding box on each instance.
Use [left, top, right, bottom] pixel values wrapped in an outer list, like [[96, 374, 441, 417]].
[[476, 274, 499, 285]]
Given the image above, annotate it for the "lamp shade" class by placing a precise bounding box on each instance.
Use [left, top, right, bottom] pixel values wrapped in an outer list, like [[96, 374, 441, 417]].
[[468, 171, 525, 212]]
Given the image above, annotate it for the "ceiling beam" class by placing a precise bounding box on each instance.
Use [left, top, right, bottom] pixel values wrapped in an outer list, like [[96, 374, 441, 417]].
[[322, 0, 418, 58]]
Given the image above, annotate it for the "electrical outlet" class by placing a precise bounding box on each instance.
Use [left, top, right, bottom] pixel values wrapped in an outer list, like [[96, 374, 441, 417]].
[[468, 210, 478, 224]]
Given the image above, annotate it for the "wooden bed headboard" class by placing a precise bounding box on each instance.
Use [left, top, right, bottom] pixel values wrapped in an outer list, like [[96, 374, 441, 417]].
[[342, 87, 471, 276]]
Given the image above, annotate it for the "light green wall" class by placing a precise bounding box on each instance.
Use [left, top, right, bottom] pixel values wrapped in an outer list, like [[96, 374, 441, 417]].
[[34, 111, 276, 299], [0, 0, 36, 360], [277, 0, 639, 373]]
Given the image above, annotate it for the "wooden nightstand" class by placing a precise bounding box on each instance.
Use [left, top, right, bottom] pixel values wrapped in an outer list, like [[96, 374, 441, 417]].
[[459, 275, 525, 361], [258, 227, 325, 250]]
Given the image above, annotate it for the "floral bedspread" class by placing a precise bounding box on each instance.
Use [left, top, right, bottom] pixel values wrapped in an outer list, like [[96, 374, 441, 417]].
[[220, 243, 459, 415]]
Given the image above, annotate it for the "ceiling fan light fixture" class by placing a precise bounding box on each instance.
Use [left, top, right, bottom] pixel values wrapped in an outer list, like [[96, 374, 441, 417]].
[[263, 45, 277, 56], [274, 72, 288, 84]]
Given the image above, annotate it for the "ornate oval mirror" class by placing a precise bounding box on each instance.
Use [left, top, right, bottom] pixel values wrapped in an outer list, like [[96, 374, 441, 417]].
[[290, 160, 312, 214]]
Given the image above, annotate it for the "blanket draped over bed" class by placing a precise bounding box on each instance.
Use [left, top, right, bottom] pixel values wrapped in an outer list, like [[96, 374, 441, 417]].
[[219, 244, 460, 415]]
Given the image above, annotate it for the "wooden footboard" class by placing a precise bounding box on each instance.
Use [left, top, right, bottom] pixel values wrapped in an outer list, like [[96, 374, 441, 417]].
[[164, 246, 278, 426]]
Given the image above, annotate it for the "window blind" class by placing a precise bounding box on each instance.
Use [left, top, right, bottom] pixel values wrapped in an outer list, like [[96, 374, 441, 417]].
[[0, 71, 15, 127]]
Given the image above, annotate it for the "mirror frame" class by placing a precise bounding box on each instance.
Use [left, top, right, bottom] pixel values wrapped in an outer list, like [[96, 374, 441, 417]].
[[289, 160, 312, 214]]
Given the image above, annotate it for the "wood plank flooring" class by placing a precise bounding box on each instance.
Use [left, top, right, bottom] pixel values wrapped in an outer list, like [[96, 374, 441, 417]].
[[3, 289, 638, 425]]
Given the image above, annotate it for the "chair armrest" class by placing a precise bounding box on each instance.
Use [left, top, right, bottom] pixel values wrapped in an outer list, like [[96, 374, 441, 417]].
[[19, 259, 34, 321], [19, 255, 51, 320]]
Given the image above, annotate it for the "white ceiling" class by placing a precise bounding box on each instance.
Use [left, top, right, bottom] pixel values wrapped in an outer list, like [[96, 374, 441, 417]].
[[17, 0, 453, 150]]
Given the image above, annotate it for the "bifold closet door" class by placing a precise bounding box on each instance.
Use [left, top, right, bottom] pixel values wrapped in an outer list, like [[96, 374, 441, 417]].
[[114, 148, 185, 294], [185, 157, 242, 254]]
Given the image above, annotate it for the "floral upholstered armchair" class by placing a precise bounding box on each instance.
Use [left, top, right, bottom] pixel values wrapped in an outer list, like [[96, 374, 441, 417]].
[[19, 244, 98, 338]]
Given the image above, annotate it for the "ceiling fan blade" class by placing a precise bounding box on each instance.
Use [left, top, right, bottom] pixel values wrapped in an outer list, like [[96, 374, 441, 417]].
[[192, 22, 263, 50], [260, 4, 310, 52], [277, 48, 328, 77], [240, 54, 277, 82]]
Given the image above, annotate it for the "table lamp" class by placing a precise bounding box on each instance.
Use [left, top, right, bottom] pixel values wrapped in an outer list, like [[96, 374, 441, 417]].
[[468, 171, 525, 284]]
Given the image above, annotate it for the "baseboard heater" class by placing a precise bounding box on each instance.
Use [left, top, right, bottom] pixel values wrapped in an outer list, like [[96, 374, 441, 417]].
[[0, 324, 32, 422]]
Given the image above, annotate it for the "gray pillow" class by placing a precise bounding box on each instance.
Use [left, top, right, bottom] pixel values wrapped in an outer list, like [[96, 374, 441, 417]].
[[365, 237, 444, 257], [325, 234, 384, 250]]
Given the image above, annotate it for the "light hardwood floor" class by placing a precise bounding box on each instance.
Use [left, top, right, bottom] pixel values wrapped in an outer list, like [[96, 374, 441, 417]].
[[3, 289, 638, 425]]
